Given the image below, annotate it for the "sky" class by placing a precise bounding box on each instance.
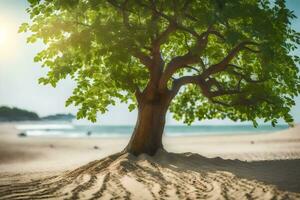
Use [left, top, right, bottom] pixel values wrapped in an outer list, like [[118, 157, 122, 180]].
[[0, 0, 299, 125]]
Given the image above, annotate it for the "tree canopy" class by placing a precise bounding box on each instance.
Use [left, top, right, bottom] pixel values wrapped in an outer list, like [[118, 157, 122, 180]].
[[20, 0, 300, 126]]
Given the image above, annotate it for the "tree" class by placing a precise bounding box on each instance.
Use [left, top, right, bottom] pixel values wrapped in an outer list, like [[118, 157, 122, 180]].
[[0, 106, 39, 121], [20, 0, 300, 155]]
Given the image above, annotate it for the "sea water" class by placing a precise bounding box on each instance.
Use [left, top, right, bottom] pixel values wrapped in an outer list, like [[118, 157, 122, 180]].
[[15, 122, 289, 138]]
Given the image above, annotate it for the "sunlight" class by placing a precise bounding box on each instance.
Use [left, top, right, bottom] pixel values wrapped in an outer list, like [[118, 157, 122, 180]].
[[0, 28, 7, 45], [0, 22, 18, 62]]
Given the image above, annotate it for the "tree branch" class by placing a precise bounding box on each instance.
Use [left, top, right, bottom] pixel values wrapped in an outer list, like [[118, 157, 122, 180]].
[[201, 41, 260, 78], [121, 0, 131, 29], [206, 77, 223, 90], [138, 1, 200, 38], [210, 96, 273, 107], [158, 31, 212, 91], [228, 69, 267, 83], [152, 23, 176, 51], [107, 0, 154, 72], [184, 65, 201, 73], [209, 89, 244, 97], [170, 74, 244, 100], [159, 53, 201, 91], [132, 51, 153, 70], [171, 75, 202, 95], [159, 27, 227, 92], [206, 30, 226, 41]]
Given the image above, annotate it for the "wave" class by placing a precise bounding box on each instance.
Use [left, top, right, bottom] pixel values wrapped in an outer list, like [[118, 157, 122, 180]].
[[16, 123, 289, 138], [16, 124, 74, 130], [25, 130, 131, 138]]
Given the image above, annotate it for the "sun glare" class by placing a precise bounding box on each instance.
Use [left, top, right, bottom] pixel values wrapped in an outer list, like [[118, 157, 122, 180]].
[[0, 23, 18, 61], [0, 28, 7, 45]]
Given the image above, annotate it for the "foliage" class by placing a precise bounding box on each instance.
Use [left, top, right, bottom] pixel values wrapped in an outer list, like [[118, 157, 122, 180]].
[[0, 106, 75, 122], [21, 0, 300, 126], [0, 106, 39, 121], [41, 113, 75, 121]]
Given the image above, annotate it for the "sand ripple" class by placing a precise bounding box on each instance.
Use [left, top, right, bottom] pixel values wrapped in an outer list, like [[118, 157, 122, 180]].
[[0, 151, 299, 200]]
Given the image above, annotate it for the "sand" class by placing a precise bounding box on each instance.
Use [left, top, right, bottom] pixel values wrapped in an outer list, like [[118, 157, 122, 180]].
[[0, 123, 300, 199]]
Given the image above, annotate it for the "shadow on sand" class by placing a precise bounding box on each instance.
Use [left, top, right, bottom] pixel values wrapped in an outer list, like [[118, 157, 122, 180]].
[[154, 151, 300, 193], [0, 151, 299, 199]]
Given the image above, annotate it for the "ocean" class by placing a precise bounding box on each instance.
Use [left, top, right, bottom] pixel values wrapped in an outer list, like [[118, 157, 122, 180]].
[[15, 122, 289, 138]]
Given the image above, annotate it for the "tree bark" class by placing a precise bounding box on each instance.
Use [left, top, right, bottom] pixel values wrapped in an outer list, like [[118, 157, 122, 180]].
[[125, 96, 170, 156]]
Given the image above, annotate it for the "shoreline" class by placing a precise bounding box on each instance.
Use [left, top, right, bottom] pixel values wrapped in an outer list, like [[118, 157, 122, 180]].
[[1, 123, 300, 172], [1, 123, 300, 198], [4, 121, 291, 139]]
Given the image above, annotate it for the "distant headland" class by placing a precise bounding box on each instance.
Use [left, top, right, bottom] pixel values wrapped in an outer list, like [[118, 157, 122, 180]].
[[0, 106, 75, 122]]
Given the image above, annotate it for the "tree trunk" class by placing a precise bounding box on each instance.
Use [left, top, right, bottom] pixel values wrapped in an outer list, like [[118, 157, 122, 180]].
[[125, 97, 169, 156]]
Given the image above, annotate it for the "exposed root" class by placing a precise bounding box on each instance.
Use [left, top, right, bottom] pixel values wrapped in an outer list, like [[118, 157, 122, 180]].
[[0, 151, 299, 200]]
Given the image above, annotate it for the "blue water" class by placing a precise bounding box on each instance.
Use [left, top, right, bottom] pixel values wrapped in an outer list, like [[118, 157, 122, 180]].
[[15, 123, 289, 138]]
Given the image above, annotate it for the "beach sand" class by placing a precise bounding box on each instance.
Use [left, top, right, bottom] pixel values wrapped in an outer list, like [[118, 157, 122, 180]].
[[0, 123, 300, 199]]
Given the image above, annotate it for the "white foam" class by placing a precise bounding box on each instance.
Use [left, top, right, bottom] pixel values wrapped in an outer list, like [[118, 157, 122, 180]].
[[24, 130, 130, 138], [15, 124, 74, 130]]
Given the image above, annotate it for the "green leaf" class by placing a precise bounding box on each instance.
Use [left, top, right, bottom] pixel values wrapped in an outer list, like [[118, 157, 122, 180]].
[[21, 0, 300, 125], [128, 104, 136, 112]]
